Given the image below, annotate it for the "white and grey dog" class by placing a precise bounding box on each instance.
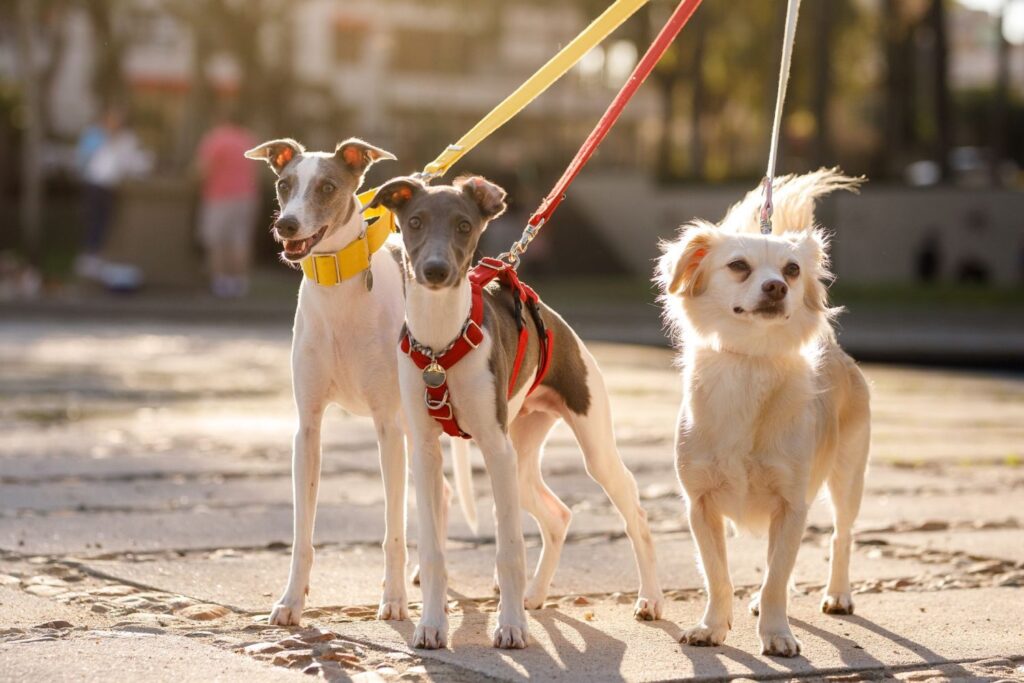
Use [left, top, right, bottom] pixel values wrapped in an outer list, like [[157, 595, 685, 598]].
[[369, 175, 664, 651], [245, 138, 476, 626], [657, 169, 871, 657]]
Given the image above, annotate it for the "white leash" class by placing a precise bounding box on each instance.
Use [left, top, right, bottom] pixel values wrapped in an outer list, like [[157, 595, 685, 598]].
[[760, 0, 802, 235]]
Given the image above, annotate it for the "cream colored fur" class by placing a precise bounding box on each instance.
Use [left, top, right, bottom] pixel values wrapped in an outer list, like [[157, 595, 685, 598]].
[[656, 169, 871, 658]]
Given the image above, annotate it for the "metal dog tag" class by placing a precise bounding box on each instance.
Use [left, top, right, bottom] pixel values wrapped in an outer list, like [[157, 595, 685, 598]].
[[422, 361, 446, 388], [364, 269, 373, 292]]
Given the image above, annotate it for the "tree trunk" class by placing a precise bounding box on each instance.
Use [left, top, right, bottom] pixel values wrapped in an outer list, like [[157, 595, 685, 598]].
[[990, 2, 1010, 186], [16, 0, 43, 264], [929, 0, 952, 182], [688, 9, 705, 180], [812, 0, 834, 168]]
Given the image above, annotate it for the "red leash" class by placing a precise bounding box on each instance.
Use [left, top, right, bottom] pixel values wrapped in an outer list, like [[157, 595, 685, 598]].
[[501, 0, 704, 266]]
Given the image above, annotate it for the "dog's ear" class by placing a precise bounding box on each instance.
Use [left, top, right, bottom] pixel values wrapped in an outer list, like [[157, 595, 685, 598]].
[[659, 222, 716, 297], [366, 176, 424, 212], [335, 138, 396, 176], [244, 138, 304, 175], [455, 176, 506, 221], [795, 228, 832, 314]]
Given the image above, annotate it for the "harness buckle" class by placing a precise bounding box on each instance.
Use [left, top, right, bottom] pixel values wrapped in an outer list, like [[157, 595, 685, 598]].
[[463, 319, 482, 349]]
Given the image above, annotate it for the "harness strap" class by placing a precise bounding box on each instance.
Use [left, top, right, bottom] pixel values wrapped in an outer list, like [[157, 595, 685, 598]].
[[400, 258, 554, 438]]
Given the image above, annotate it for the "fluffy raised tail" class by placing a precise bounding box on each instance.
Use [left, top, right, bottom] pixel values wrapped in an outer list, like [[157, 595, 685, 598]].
[[449, 437, 478, 535]]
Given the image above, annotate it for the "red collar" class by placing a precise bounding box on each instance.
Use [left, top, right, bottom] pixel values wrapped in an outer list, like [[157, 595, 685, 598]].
[[399, 258, 553, 438]]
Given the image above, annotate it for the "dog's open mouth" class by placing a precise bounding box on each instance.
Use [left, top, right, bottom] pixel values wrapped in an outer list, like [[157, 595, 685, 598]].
[[280, 225, 328, 261]]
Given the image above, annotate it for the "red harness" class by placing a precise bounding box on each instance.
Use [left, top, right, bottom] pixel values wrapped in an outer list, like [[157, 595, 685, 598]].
[[399, 258, 554, 439]]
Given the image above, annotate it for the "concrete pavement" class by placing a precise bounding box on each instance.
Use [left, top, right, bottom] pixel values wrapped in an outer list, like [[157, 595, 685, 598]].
[[2, 320, 1023, 682]]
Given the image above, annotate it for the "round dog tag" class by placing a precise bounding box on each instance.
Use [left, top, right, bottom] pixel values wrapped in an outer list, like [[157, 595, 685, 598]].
[[422, 361, 446, 388]]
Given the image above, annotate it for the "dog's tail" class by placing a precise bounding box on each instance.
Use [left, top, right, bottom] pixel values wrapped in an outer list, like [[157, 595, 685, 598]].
[[721, 167, 865, 235], [449, 438, 478, 535]]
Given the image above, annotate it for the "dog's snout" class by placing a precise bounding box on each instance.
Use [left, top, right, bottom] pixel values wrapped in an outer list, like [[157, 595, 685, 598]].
[[275, 216, 300, 238], [422, 260, 451, 285], [761, 279, 788, 301]]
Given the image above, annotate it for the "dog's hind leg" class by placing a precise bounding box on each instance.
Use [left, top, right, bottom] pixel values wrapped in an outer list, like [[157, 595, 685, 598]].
[[822, 415, 869, 615], [559, 353, 664, 621], [510, 411, 568, 609], [270, 406, 326, 626], [376, 416, 409, 621]]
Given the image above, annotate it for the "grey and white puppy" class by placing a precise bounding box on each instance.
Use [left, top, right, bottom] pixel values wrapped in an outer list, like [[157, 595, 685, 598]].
[[369, 175, 663, 651]]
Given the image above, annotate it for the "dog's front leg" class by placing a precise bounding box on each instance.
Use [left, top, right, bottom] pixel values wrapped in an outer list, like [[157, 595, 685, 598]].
[[758, 502, 808, 657], [680, 495, 733, 647], [479, 433, 529, 649], [376, 416, 409, 621], [411, 434, 449, 649], [270, 412, 324, 626]]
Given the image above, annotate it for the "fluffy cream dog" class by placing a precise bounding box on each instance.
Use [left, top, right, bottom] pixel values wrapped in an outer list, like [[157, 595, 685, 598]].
[[656, 169, 871, 658]]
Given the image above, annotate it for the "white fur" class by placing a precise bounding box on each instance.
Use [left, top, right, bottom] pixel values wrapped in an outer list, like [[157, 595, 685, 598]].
[[656, 169, 871, 658], [402, 275, 664, 651], [268, 176, 475, 627]]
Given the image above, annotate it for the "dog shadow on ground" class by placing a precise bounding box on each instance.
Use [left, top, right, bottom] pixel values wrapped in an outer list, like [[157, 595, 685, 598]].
[[791, 614, 977, 679], [646, 617, 807, 679]]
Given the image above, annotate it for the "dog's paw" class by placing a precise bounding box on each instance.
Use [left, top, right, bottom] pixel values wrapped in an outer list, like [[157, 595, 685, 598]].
[[377, 595, 409, 621], [821, 592, 854, 615], [493, 623, 529, 649], [748, 592, 761, 617], [760, 629, 802, 658], [633, 594, 665, 621], [680, 622, 729, 647], [269, 598, 305, 626], [412, 619, 448, 649]]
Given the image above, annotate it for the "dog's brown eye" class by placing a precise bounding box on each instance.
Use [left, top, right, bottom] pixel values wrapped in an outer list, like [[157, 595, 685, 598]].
[[784, 262, 800, 278], [727, 259, 750, 273], [457, 221, 471, 234], [408, 216, 422, 230], [321, 182, 335, 194], [277, 180, 290, 193]]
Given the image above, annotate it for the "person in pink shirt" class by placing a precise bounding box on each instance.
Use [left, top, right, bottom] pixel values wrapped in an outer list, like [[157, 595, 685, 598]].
[[196, 108, 260, 298]]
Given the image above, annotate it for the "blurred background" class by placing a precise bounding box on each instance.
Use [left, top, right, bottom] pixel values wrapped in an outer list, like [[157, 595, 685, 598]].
[[1, 0, 1022, 366]]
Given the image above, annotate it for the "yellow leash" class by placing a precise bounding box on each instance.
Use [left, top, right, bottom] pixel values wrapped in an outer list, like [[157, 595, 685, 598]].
[[306, 0, 650, 286]]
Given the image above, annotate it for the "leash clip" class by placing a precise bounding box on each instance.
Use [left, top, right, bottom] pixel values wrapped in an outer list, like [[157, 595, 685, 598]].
[[759, 176, 774, 235]]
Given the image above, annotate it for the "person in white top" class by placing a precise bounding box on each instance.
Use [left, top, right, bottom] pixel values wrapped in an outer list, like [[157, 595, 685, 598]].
[[74, 107, 152, 288]]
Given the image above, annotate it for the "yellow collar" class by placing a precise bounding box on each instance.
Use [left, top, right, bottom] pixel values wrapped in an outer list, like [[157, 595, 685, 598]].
[[299, 193, 396, 286]]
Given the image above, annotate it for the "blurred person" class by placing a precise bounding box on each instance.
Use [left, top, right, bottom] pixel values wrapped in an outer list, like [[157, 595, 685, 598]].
[[195, 107, 259, 298], [74, 106, 152, 289]]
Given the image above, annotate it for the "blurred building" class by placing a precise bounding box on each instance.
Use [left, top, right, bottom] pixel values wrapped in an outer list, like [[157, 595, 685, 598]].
[[0, 0, 655, 175]]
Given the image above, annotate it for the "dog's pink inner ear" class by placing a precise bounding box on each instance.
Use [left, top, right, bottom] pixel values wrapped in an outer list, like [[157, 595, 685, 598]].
[[273, 146, 294, 170], [341, 146, 364, 169], [391, 186, 412, 204]]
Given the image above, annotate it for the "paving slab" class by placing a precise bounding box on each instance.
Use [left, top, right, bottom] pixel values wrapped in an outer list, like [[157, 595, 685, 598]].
[[336, 588, 1024, 682], [0, 584, 103, 629], [0, 631, 308, 683], [80, 535, 926, 613]]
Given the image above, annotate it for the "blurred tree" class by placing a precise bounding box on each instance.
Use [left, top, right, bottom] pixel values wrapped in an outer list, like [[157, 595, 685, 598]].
[[928, 0, 953, 181], [15, 0, 42, 263], [81, 0, 128, 109]]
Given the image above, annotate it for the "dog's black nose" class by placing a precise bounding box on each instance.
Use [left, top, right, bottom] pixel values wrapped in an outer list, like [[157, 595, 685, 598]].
[[422, 260, 451, 285], [275, 216, 300, 238], [762, 279, 788, 301]]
